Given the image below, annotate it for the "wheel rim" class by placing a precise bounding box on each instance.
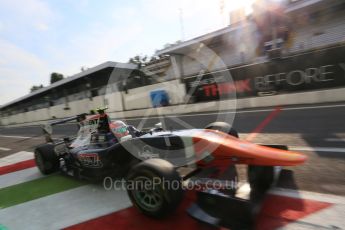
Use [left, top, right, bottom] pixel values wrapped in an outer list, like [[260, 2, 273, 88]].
[[131, 176, 163, 212], [35, 151, 45, 171]]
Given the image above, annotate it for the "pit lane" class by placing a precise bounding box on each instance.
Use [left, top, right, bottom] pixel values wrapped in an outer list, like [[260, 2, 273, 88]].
[[0, 102, 344, 196]]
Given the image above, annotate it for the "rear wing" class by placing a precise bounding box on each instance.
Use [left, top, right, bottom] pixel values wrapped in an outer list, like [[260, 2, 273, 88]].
[[42, 113, 88, 143]]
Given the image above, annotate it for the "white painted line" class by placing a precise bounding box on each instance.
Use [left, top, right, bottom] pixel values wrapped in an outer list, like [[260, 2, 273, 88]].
[[119, 109, 269, 120], [238, 184, 345, 205], [325, 138, 345, 142], [0, 184, 132, 230], [3, 103, 345, 127], [281, 204, 345, 229], [289, 146, 345, 153], [0, 135, 32, 139], [282, 103, 345, 111], [0, 151, 33, 167], [0, 167, 44, 189], [270, 187, 345, 205], [0, 147, 10, 151], [119, 103, 345, 121]]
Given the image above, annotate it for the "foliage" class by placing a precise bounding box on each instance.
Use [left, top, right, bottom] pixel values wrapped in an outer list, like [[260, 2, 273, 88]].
[[30, 84, 44, 93], [128, 55, 148, 68], [50, 72, 64, 84]]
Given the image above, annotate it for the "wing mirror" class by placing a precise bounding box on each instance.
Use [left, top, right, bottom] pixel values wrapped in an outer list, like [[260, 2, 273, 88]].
[[150, 122, 164, 133], [155, 122, 163, 129], [42, 123, 53, 143]]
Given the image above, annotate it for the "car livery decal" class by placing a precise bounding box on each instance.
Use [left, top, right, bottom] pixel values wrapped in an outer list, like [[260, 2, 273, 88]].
[[78, 153, 103, 168]]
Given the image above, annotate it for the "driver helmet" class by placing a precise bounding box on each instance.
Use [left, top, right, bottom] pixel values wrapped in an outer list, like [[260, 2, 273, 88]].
[[110, 120, 129, 139]]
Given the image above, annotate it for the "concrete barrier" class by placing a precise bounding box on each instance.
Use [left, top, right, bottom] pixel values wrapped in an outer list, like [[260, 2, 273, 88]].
[[2, 87, 345, 127], [122, 79, 185, 110], [108, 87, 345, 119]]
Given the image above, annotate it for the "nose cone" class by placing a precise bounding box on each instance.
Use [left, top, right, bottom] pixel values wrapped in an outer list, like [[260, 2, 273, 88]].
[[193, 129, 308, 166]]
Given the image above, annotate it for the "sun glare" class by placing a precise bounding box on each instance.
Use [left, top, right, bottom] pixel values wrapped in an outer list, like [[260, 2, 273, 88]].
[[225, 0, 254, 15]]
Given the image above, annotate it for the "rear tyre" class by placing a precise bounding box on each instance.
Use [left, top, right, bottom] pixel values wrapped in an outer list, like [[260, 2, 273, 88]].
[[126, 159, 184, 218], [205, 122, 239, 138], [34, 144, 60, 175]]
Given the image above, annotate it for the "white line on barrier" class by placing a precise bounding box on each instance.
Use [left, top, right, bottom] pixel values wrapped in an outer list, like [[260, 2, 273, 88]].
[[120, 103, 345, 121], [289, 146, 345, 153], [0, 135, 32, 139], [325, 138, 345, 142], [2, 103, 345, 127], [283, 103, 345, 111], [0, 147, 11, 151]]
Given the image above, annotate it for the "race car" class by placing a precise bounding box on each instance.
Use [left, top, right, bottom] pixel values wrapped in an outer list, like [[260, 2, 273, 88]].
[[34, 108, 307, 229]]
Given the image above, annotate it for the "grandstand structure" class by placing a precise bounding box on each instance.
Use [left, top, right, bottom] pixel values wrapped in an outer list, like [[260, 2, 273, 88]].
[[156, 0, 345, 77], [1, 0, 345, 125], [0, 62, 139, 124]]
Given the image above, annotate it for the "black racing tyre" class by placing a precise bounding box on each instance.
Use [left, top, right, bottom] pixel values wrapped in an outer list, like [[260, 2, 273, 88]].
[[126, 159, 184, 218], [34, 144, 60, 175], [247, 165, 274, 203], [205, 122, 239, 138], [205, 122, 239, 196]]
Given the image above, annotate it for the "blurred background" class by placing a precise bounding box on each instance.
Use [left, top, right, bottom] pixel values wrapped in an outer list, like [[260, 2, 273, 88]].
[[0, 0, 345, 229], [1, 0, 344, 195], [1, 0, 345, 123]]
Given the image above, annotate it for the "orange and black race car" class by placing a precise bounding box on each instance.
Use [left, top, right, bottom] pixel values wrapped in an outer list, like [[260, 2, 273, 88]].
[[34, 108, 306, 230]]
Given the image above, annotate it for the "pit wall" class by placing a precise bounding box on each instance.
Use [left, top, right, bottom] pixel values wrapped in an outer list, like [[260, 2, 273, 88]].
[[123, 79, 185, 110], [2, 44, 345, 126], [0, 80, 185, 126], [1, 84, 345, 127]]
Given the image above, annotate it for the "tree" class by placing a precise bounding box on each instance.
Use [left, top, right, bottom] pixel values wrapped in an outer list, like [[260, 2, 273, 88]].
[[50, 72, 64, 84], [163, 40, 182, 49], [128, 55, 148, 69], [30, 84, 44, 93]]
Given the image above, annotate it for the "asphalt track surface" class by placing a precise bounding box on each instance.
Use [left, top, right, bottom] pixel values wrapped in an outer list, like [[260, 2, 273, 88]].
[[0, 102, 345, 196]]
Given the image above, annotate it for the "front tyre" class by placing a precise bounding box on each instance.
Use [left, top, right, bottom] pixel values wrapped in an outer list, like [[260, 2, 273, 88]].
[[126, 159, 183, 218], [205, 122, 239, 196], [34, 144, 60, 175]]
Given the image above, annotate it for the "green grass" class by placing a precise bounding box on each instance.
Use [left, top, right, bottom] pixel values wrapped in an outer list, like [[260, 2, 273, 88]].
[[0, 174, 86, 209]]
